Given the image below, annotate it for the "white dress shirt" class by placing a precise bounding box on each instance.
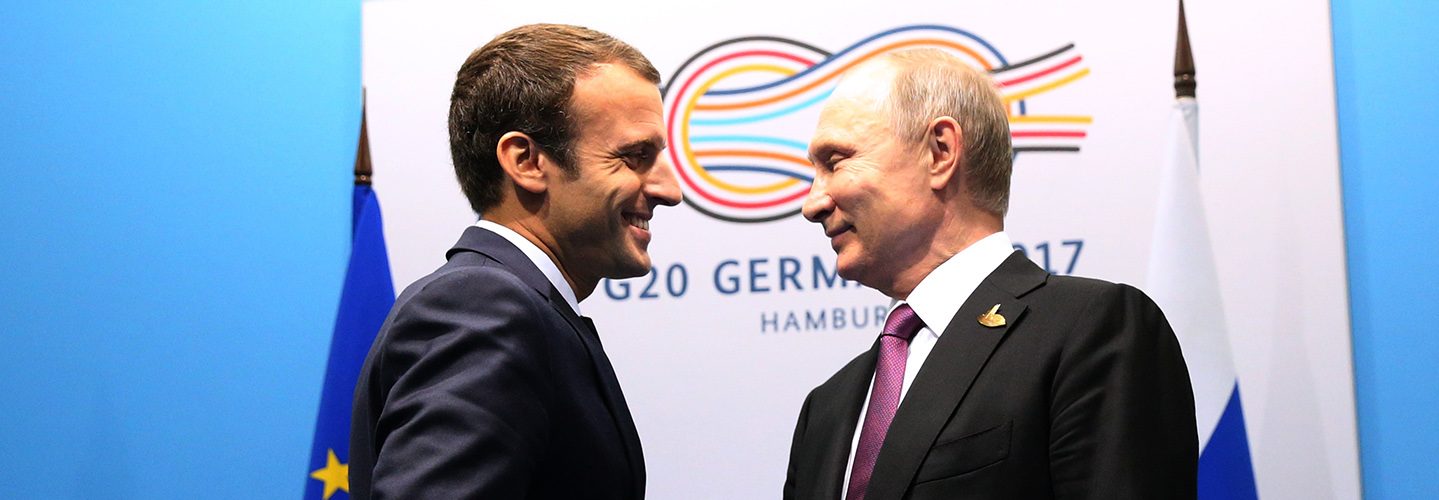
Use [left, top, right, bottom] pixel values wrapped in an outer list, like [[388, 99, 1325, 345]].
[[473, 220, 582, 315], [840, 231, 1014, 496]]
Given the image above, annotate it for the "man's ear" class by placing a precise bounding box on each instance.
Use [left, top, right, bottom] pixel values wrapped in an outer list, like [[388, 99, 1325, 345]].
[[496, 131, 548, 194], [926, 116, 963, 191]]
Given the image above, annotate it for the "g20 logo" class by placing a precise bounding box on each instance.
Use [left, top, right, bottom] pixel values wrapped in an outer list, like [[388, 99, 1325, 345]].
[[663, 25, 1092, 223]]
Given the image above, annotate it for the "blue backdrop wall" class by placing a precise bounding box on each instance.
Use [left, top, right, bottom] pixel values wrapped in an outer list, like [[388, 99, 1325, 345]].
[[1332, 0, 1439, 498], [0, 1, 358, 497], [0, 1, 1433, 498]]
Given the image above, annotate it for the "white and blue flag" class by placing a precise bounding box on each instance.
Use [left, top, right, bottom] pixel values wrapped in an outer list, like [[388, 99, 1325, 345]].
[[1147, 97, 1260, 499]]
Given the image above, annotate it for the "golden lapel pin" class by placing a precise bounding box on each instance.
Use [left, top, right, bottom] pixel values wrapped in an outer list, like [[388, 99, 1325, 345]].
[[977, 304, 1006, 328]]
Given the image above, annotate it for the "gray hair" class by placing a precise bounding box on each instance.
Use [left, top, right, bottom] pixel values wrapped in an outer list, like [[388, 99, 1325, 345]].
[[880, 48, 1012, 216]]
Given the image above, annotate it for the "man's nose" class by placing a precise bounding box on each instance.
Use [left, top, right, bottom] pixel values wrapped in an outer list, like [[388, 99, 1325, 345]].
[[801, 175, 832, 223], [646, 154, 683, 207]]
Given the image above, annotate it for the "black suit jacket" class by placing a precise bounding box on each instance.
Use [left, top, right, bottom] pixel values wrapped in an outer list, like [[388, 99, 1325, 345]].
[[784, 252, 1196, 499], [351, 227, 644, 499]]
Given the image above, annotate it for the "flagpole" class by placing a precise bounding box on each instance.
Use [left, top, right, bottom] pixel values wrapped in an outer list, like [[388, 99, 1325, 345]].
[[1175, 0, 1196, 99], [1157, 3, 1260, 497]]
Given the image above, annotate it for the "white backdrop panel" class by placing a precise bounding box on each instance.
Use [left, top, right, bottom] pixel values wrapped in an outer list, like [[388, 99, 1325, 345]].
[[362, 1, 1357, 497]]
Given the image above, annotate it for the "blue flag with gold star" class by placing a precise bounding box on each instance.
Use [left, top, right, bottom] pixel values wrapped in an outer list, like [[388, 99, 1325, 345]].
[[305, 181, 394, 500]]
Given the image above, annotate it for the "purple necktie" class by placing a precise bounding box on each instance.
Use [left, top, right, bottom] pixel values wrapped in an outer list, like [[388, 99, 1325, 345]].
[[846, 304, 924, 500]]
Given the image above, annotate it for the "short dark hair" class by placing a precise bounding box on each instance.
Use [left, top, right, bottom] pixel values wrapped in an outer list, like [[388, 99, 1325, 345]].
[[448, 24, 661, 213]]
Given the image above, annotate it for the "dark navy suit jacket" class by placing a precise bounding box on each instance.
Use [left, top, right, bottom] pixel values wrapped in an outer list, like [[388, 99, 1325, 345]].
[[351, 226, 644, 499], [784, 252, 1197, 499]]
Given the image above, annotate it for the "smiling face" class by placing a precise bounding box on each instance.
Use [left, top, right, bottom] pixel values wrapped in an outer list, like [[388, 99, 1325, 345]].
[[803, 65, 944, 296], [544, 63, 683, 292]]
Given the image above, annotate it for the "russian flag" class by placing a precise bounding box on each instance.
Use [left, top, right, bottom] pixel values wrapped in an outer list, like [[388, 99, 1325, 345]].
[[1147, 97, 1260, 499]]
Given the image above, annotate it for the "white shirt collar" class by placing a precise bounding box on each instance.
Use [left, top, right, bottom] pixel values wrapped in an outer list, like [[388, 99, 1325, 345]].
[[843, 231, 1015, 498], [473, 220, 582, 315], [897, 231, 1014, 337]]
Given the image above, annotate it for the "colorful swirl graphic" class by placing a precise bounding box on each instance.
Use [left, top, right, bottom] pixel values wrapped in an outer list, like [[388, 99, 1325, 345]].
[[664, 25, 1091, 223]]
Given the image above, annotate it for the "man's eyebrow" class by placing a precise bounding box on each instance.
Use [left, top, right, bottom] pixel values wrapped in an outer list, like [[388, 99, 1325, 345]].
[[618, 136, 665, 152], [808, 142, 832, 165], [809, 142, 846, 165]]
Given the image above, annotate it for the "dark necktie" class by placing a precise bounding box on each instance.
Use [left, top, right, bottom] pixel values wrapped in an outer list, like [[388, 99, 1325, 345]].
[[845, 304, 924, 500], [581, 316, 602, 345]]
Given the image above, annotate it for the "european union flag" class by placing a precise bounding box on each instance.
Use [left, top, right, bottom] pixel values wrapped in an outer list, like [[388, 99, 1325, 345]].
[[305, 181, 394, 500]]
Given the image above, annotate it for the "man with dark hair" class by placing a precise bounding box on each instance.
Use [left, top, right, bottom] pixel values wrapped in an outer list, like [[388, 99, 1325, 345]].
[[351, 24, 680, 499], [783, 49, 1197, 499]]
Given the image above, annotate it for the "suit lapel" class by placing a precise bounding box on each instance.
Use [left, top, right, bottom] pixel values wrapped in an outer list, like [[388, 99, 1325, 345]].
[[532, 271, 646, 497], [532, 282, 647, 485], [865, 252, 1047, 498], [580, 316, 647, 496], [451, 226, 646, 495], [808, 344, 880, 499]]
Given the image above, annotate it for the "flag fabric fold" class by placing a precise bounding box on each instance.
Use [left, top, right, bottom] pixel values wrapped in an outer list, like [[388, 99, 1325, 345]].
[[1146, 97, 1259, 499], [305, 184, 395, 500]]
